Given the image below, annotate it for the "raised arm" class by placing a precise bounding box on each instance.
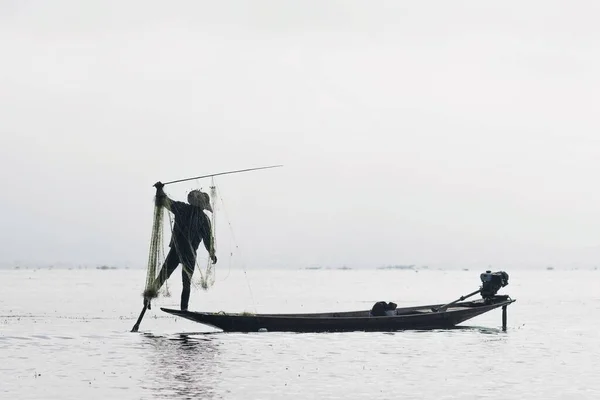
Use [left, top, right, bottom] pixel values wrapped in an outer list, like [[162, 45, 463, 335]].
[[153, 181, 173, 212]]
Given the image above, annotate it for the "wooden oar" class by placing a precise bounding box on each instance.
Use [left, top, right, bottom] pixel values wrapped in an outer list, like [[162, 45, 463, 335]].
[[131, 303, 149, 332]]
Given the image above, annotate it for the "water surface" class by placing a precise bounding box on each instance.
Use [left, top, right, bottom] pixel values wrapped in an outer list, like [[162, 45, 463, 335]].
[[1, 268, 598, 399]]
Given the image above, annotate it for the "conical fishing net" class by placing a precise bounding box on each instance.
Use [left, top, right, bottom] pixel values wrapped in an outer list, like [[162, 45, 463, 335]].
[[195, 182, 217, 290], [142, 200, 165, 300]]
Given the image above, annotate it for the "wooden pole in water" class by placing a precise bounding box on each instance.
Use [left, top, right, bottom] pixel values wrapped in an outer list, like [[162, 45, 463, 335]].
[[131, 304, 148, 333], [502, 305, 507, 332]]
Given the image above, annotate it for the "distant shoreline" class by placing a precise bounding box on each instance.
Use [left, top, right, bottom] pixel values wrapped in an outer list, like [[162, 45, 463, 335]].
[[1, 265, 598, 271]]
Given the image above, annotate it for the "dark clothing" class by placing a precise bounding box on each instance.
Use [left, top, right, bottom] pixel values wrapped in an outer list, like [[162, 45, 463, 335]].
[[168, 200, 213, 258], [154, 198, 213, 310], [155, 248, 196, 311]]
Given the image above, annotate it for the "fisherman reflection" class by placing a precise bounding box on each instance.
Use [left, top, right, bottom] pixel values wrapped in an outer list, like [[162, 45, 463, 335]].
[[144, 334, 219, 399], [145, 181, 217, 311]]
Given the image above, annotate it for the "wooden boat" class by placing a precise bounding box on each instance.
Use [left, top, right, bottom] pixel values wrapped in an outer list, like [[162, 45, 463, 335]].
[[161, 295, 515, 333]]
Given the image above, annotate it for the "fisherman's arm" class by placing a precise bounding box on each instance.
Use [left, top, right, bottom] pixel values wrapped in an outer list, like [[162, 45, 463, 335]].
[[153, 181, 173, 211], [202, 217, 217, 264]]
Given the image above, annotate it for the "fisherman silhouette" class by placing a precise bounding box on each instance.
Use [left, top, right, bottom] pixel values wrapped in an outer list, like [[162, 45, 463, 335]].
[[145, 181, 217, 311]]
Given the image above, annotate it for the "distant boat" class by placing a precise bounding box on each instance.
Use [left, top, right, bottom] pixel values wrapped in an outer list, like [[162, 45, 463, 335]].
[[377, 264, 416, 270]]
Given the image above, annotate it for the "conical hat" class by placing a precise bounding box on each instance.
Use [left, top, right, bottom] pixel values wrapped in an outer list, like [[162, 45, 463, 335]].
[[187, 190, 212, 212]]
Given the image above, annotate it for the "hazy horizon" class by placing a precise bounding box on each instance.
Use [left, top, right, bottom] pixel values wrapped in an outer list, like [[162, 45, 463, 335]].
[[2, 1, 600, 270], [1, 262, 597, 271]]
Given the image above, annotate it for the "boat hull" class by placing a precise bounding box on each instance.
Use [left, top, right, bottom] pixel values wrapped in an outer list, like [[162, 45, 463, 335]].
[[161, 297, 515, 333]]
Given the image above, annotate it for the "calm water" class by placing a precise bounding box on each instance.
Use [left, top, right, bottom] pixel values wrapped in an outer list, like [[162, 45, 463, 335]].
[[1, 268, 599, 399]]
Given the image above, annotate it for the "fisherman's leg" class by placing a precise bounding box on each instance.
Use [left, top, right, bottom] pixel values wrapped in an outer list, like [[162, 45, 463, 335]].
[[154, 248, 181, 289], [180, 254, 196, 311], [145, 249, 180, 308]]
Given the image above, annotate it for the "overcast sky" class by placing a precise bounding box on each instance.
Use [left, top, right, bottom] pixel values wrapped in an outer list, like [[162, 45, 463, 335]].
[[1, 1, 599, 269]]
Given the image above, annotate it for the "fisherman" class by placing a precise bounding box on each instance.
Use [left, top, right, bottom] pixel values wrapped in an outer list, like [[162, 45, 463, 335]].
[[145, 181, 217, 311]]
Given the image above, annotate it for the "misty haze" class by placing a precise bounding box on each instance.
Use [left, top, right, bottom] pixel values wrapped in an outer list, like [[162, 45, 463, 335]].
[[2, 1, 599, 271]]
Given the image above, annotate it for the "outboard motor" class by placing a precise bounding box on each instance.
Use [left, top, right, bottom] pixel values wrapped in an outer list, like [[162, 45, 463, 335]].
[[432, 270, 512, 313], [480, 270, 509, 300]]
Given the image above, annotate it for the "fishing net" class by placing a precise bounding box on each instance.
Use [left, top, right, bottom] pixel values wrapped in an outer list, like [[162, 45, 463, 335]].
[[142, 184, 218, 302], [142, 199, 166, 300], [194, 182, 217, 290]]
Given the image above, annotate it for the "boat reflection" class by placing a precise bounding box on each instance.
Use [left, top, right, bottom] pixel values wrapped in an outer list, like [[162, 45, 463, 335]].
[[452, 325, 505, 335], [142, 333, 221, 400]]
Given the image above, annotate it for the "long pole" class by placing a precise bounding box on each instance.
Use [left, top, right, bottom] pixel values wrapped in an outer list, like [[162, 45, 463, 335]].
[[162, 164, 283, 186], [131, 303, 148, 332]]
